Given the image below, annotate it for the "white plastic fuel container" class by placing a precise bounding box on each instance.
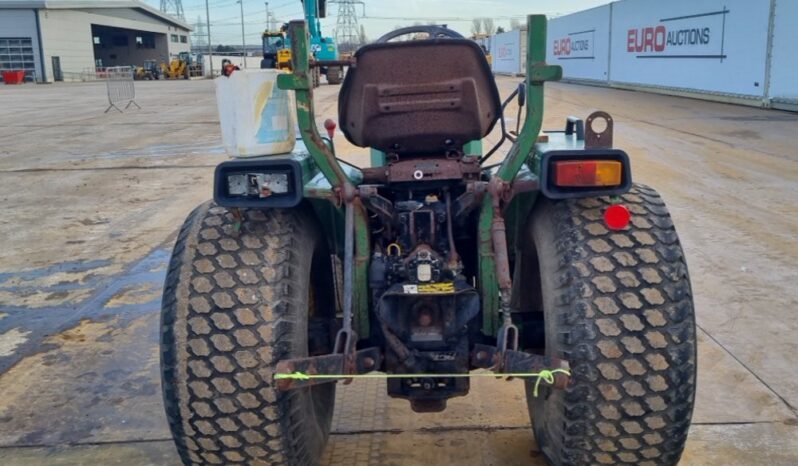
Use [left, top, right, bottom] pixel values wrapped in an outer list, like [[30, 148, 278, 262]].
[[215, 69, 296, 157]]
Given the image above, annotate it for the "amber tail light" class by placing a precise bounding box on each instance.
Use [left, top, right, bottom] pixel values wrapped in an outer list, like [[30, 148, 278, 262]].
[[540, 150, 632, 199]]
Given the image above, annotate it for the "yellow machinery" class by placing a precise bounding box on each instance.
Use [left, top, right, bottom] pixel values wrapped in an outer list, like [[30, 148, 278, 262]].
[[161, 52, 203, 79], [161, 57, 187, 79], [261, 29, 292, 70], [134, 59, 160, 80]]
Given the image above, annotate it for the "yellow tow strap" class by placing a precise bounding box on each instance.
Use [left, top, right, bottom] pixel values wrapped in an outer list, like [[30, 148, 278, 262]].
[[275, 369, 571, 397]]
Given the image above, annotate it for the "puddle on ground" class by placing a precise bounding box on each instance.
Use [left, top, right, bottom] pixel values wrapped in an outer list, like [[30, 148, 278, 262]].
[[0, 314, 168, 447], [104, 283, 162, 308], [0, 259, 112, 289], [44, 318, 107, 345], [0, 258, 121, 309], [0, 328, 31, 358], [0, 288, 94, 310], [0, 247, 170, 373]]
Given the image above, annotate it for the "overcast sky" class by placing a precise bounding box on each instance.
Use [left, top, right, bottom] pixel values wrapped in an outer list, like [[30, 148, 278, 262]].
[[145, 0, 611, 46]]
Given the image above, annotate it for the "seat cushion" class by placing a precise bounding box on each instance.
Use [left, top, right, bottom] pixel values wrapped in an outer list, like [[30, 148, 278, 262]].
[[338, 39, 501, 156]]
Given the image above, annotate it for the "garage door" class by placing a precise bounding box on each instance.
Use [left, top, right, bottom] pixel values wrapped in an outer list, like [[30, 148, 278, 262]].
[[0, 37, 36, 81]]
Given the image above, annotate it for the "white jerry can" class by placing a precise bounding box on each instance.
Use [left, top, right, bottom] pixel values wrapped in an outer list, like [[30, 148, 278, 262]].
[[215, 69, 296, 157]]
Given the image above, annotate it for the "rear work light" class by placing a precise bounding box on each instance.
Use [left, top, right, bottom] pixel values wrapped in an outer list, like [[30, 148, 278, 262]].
[[540, 150, 632, 199], [214, 157, 304, 208]]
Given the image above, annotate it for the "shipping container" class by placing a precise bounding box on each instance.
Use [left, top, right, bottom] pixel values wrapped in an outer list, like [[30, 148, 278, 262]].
[[768, 0, 798, 110], [490, 29, 522, 75], [487, 0, 795, 110], [609, 0, 771, 100]]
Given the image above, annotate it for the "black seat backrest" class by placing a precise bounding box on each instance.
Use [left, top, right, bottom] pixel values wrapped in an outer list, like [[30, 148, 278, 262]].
[[338, 39, 501, 156]]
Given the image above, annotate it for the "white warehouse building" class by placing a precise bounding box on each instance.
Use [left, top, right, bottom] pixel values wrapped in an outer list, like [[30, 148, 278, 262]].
[[0, 0, 191, 82]]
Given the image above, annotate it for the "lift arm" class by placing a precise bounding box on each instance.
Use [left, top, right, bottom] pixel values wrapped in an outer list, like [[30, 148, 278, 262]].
[[301, 0, 325, 40], [477, 15, 562, 336]]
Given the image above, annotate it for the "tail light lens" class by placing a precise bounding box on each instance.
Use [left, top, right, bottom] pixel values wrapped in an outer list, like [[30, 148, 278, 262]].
[[540, 150, 632, 199], [554, 160, 623, 187]]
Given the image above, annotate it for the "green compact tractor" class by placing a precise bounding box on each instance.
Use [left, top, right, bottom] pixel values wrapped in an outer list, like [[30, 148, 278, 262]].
[[161, 16, 696, 466]]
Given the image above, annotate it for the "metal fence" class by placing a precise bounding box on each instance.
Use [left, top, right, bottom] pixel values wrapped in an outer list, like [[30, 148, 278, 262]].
[[104, 66, 140, 113], [78, 67, 115, 82]]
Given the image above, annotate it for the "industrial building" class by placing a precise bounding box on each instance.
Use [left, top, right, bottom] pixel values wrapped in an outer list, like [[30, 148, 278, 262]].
[[0, 0, 191, 82]]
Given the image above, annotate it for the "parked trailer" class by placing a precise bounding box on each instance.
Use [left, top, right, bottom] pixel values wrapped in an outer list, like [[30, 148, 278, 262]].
[[609, 0, 770, 102], [547, 4, 612, 83], [490, 29, 523, 75], [768, 0, 798, 111], [544, 0, 796, 110]]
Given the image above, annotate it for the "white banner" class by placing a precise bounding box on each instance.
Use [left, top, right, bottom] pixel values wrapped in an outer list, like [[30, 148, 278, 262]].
[[547, 5, 611, 82], [609, 0, 771, 97], [769, 0, 798, 103], [491, 30, 521, 75]]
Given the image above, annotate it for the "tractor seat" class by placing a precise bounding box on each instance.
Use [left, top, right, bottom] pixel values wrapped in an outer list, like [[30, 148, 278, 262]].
[[338, 39, 501, 156]]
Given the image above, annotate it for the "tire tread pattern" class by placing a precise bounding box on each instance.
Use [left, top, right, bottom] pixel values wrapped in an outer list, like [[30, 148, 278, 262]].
[[161, 202, 329, 466], [529, 184, 697, 466]]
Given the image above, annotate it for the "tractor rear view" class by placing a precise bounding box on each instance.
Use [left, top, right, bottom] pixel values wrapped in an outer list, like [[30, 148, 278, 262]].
[[160, 14, 697, 466]]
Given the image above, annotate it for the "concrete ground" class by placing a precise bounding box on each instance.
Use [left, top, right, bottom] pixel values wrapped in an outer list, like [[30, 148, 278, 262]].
[[0, 76, 796, 465]]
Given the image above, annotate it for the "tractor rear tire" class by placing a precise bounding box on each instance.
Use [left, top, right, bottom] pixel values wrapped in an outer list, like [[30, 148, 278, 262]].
[[161, 201, 336, 466], [326, 66, 343, 85], [523, 184, 696, 466]]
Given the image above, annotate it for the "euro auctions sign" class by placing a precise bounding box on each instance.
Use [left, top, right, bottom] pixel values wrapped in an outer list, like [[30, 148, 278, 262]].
[[553, 30, 595, 59], [626, 7, 729, 60], [491, 30, 522, 75], [611, 0, 770, 97], [546, 4, 611, 81]]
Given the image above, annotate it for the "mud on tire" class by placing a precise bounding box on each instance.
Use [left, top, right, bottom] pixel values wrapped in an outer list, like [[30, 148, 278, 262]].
[[524, 184, 697, 466], [161, 201, 336, 466]]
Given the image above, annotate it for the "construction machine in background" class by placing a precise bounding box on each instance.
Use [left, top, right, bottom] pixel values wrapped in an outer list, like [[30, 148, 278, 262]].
[[260, 0, 343, 86], [261, 26, 292, 70], [303, 0, 344, 85], [161, 52, 203, 80], [184, 52, 203, 78], [134, 59, 160, 80], [161, 57, 186, 79]]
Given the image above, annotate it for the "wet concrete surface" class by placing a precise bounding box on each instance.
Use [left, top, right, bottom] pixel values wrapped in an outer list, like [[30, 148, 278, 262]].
[[0, 78, 796, 465], [0, 248, 167, 373]]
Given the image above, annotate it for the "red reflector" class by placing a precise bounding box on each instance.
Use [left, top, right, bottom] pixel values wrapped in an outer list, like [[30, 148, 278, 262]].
[[324, 119, 337, 139], [604, 204, 631, 230]]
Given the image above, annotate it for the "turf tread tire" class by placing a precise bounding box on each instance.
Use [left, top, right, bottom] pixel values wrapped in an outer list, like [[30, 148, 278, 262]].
[[525, 184, 697, 466], [161, 201, 334, 466], [326, 67, 343, 85]]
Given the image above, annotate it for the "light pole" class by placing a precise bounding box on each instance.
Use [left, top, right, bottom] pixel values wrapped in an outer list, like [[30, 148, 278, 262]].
[[238, 0, 247, 68], [205, 0, 213, 76]]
